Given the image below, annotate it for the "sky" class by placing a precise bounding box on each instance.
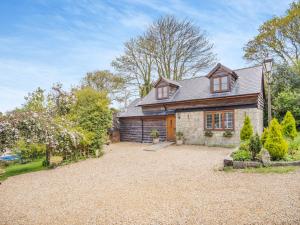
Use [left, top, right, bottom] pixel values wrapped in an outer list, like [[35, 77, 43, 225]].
[[0, 0, 293, 112]]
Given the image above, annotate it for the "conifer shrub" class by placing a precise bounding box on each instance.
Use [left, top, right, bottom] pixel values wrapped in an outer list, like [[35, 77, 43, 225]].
[[240, 116, 253, 141], [264, 118, 288, 160], [249, 133, 262, 160], [261, 127, 269, 146], [281, 111, 297, 140]]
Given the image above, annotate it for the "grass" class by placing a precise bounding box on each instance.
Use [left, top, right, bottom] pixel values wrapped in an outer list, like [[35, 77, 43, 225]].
[[223, 166, 299, 174], [0, 158, 46, 181]]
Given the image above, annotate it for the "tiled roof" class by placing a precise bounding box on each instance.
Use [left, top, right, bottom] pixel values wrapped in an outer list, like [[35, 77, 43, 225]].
[[118, 65, 263, 118]]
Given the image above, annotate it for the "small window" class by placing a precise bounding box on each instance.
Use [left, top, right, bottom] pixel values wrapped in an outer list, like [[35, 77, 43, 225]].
[[206, 113, 212, 129], [221, 76, 228, 90], [214, 113, 222, 129], [157, 86, 168, 99], [213, 78, 219, 92], [224, 112, 233, 129]]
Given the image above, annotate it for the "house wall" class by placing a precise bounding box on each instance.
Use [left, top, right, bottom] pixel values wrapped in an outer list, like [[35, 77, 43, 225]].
[[176, 107, 263, 146]]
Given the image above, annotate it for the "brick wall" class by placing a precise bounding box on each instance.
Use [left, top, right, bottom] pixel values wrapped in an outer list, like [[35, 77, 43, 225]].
[[176, 108, 263, 146]]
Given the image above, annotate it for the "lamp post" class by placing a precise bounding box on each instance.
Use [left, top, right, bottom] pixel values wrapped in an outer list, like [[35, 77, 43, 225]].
[[263, 58, 273, 125]]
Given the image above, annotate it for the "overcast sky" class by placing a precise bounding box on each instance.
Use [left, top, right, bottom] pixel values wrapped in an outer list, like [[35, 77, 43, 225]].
[[0, 0, 293, 112]]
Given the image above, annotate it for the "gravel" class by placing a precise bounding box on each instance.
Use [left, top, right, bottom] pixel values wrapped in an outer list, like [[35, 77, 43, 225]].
[[0, 142, 300, 225]]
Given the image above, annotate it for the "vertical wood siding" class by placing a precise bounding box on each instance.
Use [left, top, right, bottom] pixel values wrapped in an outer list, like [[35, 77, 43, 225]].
[[119, 118, 166, 143]]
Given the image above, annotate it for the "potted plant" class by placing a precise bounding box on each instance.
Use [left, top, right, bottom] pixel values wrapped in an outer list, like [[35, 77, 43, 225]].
[[176, 132, 184, 145], [223, 130, 233, 138], [204, 130, 213, 137], [150, 129, 160, 144]]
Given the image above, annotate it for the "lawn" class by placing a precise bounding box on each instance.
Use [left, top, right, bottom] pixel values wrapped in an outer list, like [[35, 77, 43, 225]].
[[224, 166, 299, 174], [0, 158, 46, 181]]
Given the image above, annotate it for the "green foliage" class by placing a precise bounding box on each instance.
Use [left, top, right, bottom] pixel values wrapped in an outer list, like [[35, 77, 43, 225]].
[[70, 87, 112, 152], [281, 111, 298, 139], [176, 131, 184, 140], [274, 90, 300, 127], [204, 130, 213, 137], [261, 128, 269, 146], [264, 119, 288, 160], [23, 87, 46, 112], [239, 140, 250, 151], [243, 166, 298, 174], [240, 116, 253, 141], [14, 139, 46, 162], [232, 150, 251, 161], [223, 130, 233, 138], [243, 1, 300, 65], [150, 129, 159, 138], [249, 133, 262, 160]]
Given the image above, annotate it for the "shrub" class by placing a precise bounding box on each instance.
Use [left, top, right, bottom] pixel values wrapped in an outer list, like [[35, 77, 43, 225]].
[[150, 129, 159, 138], [223, 130, 233, 138], [232, 150, 251, 161], [240, 116, 253, 141], [239, 140, 250, 151], [176, 132, 184, 140], [50, 156, 63, 168], [264, 119, 288, 160], [14, 139, 46, 163], [261, 127, 269, 146], [204, 130, 213, 137], [281, 111, 297, 140], [249, 133, 262, 160]]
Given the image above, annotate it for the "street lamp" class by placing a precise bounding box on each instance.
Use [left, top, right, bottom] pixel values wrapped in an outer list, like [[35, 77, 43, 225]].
[[263, 58, 273, 125]]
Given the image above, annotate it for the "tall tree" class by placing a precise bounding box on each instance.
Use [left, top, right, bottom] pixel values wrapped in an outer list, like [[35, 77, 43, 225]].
[[112, 15, 216, 97], [243, 1, 300, 65], [148, 15, 216, 80], [112, 36, 155, 97], [81, 70, 127, 104]]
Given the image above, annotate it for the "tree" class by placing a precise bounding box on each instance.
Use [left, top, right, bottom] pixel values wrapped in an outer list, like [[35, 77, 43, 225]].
[[112, 15, 216, 97], [240, 116, 254, 141], [243, 1, 300, 65], [81, 70, 127, 105], [148, 15, 216, 80], [264, 118, 288, 160], [70, 88, 112, 152], [23, 87, 46, 112], [249, 133, 262, 160], [261, 127, 269, 146], [112, 36, 155, 97], [281, 111, 298, 139], [273, 90, 300, 127]]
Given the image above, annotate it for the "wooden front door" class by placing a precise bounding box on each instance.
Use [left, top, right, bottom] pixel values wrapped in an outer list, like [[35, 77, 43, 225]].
[[166, 115, 176, 141]]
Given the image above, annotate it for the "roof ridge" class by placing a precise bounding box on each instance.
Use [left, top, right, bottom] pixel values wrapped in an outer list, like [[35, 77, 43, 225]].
[[179, 75, 207, 81], [233, 64, 261, 71]]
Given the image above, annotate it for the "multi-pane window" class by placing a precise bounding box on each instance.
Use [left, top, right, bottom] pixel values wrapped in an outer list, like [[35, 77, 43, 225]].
[[213, 76, 229, 92], [205, 111, 234, 130], [157, 86, 168, 99], [206, 113, 213, 129], [224, 112, 233, 129], [214, 113, 222, 129]]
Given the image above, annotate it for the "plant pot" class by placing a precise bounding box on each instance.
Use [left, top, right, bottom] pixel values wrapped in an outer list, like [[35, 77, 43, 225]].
[[176, 139, 183, 145], [153, 138, 159, 144]]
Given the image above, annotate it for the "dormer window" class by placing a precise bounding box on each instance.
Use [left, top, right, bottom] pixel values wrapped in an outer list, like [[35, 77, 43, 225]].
[[207, 63, 238, 94], [157, 86, 168, 99], [213, 76, 229, 92]]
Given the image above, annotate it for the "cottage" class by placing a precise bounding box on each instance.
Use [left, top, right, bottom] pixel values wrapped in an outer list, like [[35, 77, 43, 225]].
[[118, 63, 264, 146]]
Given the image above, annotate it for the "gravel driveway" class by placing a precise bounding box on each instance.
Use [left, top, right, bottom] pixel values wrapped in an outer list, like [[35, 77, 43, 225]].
[[1, 142, 300, 225]]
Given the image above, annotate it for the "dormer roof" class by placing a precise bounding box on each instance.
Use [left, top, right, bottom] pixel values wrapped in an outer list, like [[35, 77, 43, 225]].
[[153, 76, 181, 87], [206, 63, 238, 79]]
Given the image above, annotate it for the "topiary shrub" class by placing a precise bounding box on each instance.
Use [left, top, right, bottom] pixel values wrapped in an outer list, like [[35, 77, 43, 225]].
[[240, 116, 253, 141], [249, 133, 262, 160], [239, 140, 250, 151], [281, 111, 297, 140], [264, 118, 288, 160], [150, 129, 159, 139], [261, 127, 269, 146]]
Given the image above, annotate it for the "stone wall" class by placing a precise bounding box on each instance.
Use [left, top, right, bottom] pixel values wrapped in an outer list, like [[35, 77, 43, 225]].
[[176, 107, 263, 146]]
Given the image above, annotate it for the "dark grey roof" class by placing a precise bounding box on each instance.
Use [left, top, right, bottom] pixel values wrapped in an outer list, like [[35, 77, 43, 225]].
[[118, 65, 263, 118], [139, 65, 263, 106]]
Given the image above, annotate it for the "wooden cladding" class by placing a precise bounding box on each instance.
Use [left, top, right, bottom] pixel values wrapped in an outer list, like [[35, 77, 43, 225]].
[[204, 110, 234, 131], [119, 118, 166, 143]]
